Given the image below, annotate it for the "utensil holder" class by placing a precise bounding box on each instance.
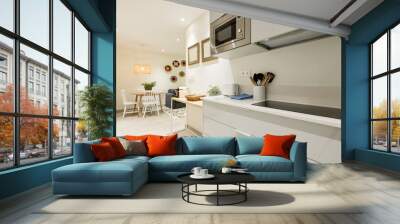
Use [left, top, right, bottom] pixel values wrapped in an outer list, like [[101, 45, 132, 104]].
[[253, 86, 266, 101]]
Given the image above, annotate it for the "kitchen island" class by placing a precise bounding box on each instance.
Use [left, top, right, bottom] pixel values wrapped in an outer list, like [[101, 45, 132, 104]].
[[202, 96, 341, 163]]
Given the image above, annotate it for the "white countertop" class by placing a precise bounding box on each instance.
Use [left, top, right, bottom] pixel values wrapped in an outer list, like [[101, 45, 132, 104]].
[[202, 96, 341, 128]]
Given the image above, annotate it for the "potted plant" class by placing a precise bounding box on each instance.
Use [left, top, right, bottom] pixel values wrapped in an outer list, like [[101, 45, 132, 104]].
[[79, 84, 113, 140], [207, 85, 221, 96], [142, 81, 156, 91]]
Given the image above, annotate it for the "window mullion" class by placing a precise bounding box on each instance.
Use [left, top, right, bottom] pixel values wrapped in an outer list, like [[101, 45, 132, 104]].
[[388, 30, 391, 152], [13, 0, 21, 167], [71, 10, 76, 155]]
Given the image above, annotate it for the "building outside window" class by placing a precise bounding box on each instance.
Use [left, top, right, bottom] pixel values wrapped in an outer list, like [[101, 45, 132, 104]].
[[371, 23, 400, 153], [0, 0, 91, 170]]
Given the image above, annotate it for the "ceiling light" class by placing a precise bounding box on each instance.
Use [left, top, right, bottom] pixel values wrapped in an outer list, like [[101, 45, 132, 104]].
[[176, 38, 181, 42], [180, 18, 185, 22], [161, 49, 165, 53]]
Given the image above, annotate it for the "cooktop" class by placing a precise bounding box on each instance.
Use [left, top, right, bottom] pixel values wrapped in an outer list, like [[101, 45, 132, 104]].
[[252, 100, 341, 119]]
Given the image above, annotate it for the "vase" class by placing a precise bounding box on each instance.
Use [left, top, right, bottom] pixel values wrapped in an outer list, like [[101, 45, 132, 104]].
[[253, 86, 266, 101]]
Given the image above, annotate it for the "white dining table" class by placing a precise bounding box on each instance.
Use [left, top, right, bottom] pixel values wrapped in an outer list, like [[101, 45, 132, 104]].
[[130, 90, 165, 112]]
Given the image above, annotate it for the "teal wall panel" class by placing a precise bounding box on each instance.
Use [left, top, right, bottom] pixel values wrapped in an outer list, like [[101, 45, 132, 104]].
[[344, 0, 400, 171], [0, 158, 72, 199]]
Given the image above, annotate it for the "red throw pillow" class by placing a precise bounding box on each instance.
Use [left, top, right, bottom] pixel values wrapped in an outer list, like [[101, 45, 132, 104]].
[[260, 134, 296, 159], [146, 134, 177, 157], [91, 142, 117, 161], [101, 137, 127, 158]]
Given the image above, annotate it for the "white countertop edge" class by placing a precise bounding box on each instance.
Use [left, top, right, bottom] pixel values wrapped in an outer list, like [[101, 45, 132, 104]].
[[203, 96, 341, 128]]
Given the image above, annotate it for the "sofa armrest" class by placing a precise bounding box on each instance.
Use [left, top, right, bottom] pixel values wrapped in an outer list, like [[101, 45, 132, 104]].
[[289, 141, 307, 181], [73, 141, 99, 163]]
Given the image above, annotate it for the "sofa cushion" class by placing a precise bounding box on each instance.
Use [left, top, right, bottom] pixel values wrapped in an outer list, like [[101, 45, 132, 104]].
[[119, 138, 147, 156], [236, 136, 263, 155], [147, 134, 177, 157], [53, 157, 148, 183], [101, 137, 127, 158], [149, 154, 235, 172], [178, 137, 236, 155], [260, 134, 296, 159], [236, 155, 293, 172], [91, 142, 118, 162]]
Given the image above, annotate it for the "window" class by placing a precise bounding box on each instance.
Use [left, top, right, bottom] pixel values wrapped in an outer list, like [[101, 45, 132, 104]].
[[53, 0, 72, 60], [53, 119, 72, 158], [371, 23, 400, 153], [0, 34, 13, 113], [28, 81, 34, 94], [20, 0, 49, 48], [0, 1, 91, 170], [75, 18, 89, 70], [53, 59, 72, 117], [0, 116, 13, 169], [0, 0, 14, 31], [74, 69, 89, 118]]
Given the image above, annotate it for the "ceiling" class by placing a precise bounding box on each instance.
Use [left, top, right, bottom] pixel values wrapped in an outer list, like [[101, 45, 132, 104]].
[[117, 0, 206, 56], [220, 0, 382, 25]]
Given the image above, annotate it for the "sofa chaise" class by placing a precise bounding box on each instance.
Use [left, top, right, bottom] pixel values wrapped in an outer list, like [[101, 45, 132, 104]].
[[52, 136, 307, 196]]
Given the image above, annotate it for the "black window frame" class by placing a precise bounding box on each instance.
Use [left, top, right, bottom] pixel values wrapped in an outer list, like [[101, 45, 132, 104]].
[[0, 0, 92, 171], [370, 21, 400, 154]]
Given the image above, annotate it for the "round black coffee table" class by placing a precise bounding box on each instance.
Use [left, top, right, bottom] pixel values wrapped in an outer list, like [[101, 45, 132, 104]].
[[177, 173, 255, 206]]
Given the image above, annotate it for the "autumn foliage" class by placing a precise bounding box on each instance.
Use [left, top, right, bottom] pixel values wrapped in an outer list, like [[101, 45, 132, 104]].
[[0, 85, 59, 151], [372, 99, 400, 142]]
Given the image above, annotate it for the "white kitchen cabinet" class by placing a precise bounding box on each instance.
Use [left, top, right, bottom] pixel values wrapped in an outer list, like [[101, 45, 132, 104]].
[[202, 97, 342, 164]]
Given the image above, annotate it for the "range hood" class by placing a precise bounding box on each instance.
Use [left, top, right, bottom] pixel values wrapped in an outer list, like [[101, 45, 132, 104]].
[[255, 29, 329, 50]]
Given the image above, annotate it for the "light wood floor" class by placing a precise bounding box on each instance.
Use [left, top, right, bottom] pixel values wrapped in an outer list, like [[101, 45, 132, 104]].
[[1, 162, 400, 224], [116, 111, 186, 136]]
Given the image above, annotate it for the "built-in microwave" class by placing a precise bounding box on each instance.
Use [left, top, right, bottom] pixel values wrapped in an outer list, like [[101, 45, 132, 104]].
[[210, 14, 251, 55]]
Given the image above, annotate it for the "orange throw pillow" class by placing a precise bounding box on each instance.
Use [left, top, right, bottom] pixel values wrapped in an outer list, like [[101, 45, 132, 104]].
[[146, 134, 177, 157], [101, 137, 127, 158], [124, 135, 150, 141], [260, 134, 296, 159], [91, 142, 117, 161]]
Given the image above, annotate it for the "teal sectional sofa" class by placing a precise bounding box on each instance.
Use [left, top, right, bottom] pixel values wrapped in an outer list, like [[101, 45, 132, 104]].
[[52, 136, 307, 196]]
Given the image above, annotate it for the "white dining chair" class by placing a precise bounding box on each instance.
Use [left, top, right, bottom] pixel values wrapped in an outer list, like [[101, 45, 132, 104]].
[[141, 91, 160, 118], [121, 89, 139, 118]]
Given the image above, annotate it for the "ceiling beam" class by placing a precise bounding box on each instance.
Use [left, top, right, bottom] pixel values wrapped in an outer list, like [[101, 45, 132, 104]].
[[165, 0, 351, 37], [330, 0, 368, 27]]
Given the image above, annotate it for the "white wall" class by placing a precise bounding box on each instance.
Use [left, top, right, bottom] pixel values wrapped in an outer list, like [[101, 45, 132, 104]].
[[185, 12, 235, 94], [231, 36, 342, 108], [116, 48, 185, 110], [185, 13, 341, 108]]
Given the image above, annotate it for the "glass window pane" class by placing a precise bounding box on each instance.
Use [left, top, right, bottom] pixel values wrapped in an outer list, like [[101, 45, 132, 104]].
[[0, 116, 14, 170], [372, 121, 388, 151], [20, 0, 49, 49], [0, 34, 14, 112], [75, 120, 88, 143], [0, 0, 14, 31], [391, 120, 400, 153], [372, 76, 387, 119], [20, 117, 49, 165], [53, 0, 72, 60], [392, 24, 400, 70], [20, 44, 49, 115], [74, 69, 89, 117], [53, 119, 72, 157], [53, 59, 72, 117], [372, 33, 387, 76], [75, 18, 89, 70], [391, 72, 400, 118]]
